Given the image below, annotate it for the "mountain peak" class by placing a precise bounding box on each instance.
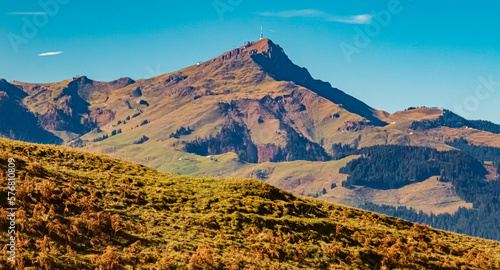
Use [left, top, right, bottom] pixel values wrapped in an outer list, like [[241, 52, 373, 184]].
[[244, 40, 387, 126], [205, 39, 385, 125], [210, 38, 282, 64], [245, 38, 278, 53], [72, 75, 92, 83]]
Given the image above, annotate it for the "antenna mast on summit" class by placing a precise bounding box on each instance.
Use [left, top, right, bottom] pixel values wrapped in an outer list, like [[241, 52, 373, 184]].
[[260, 26, 263, 40]]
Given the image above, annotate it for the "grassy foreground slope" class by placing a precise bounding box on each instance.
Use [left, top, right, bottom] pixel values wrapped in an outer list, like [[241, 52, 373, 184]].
[[0, 138, 499, 269]]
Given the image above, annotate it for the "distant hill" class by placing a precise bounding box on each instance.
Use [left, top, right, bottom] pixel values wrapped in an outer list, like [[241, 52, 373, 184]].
[[411, 109, 500, 134], [1, 137, 500, 269], [1, 39, 500, 241]]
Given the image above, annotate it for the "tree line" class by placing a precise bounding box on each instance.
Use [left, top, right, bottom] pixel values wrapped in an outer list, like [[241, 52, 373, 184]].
[[341, 143, 500, 241], [339, 145, 486, 190]]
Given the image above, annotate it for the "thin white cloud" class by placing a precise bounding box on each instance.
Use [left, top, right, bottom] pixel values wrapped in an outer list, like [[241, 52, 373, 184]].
[[8, 12, 47, 15], [257, 9, 372, 24], [38, 51, 63, 56], [327, 14, 372, 24]]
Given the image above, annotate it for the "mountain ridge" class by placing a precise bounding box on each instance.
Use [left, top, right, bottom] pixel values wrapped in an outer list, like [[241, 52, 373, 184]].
[[2, 39, 500, 242]]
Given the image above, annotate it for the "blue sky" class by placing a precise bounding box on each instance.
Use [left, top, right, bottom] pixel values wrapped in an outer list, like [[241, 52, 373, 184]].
[[1, 0, 499, 123]]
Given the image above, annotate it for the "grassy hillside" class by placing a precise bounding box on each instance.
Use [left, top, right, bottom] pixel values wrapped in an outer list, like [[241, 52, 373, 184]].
[[1, 138, 500, 269]]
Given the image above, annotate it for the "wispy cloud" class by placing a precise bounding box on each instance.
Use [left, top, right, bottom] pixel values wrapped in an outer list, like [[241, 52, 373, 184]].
[[327, 14, 372, 24], [8, 12, 47, 15], [38, 51, 63, 56], [257, 9, 372, 24]]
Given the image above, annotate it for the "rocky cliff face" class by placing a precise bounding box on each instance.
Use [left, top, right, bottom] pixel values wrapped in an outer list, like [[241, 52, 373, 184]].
[[1, 75, 124, 143], [0, 80, 62, 144], [110, 77, 135, 89]]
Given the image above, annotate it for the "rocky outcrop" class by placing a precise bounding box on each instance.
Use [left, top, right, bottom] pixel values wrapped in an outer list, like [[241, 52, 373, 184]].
[[130, 87, 142, 97], [257, 144, 281, 163], [164, 73, 187, 85], [69, 76, 95, 101], [0, 79, 27, 100], [110, 77, 135, 89], [338, 120, 370, 132], [89, 108, 115, 127], [0, 86, 62, 144], [38, 92, 96, 135]]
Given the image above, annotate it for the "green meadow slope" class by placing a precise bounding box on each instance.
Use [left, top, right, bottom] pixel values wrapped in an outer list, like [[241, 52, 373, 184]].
[[1, 138, 500, 269]]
